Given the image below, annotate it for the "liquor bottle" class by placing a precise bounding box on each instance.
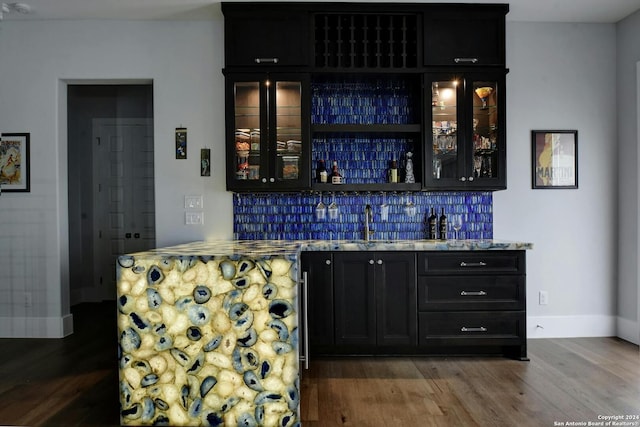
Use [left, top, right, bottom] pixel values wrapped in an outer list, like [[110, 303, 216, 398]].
[[439, 208, 447, 240], [388, 158, 398, 183], [317, 159, 328, 183], [331, 161, 343, 184], [427, 207, 437, 240]]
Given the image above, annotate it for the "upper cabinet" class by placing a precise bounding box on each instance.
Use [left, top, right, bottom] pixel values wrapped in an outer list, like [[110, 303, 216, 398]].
[[222, 3, 311, 68], [313, 12, 419, 70], [222, 2, 509, 192], [425, 72, 506, 190], [225, 73, 310, 191], [423, 4, 508, 67]]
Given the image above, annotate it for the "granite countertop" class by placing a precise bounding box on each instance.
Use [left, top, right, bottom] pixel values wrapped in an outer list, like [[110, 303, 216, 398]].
[[122, 239, 533, 259]]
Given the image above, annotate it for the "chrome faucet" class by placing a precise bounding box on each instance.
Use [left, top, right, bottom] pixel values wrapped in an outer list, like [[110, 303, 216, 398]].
[[364, 204, 374, 241]]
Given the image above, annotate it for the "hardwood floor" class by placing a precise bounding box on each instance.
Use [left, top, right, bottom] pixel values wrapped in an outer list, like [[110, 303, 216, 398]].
[[0, 302, 638, 426]]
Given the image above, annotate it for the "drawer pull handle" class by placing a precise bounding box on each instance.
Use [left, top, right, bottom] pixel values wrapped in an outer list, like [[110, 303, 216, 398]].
[[461, 326, 487, 332], [454, 57, 479, 64], [460, 261, 487, 267], [460, 290, 487, 296], [254, 57, 279, 64]]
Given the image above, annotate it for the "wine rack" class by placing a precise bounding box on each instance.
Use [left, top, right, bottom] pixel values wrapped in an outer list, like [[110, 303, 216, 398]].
[[314, 13, 419, 69]]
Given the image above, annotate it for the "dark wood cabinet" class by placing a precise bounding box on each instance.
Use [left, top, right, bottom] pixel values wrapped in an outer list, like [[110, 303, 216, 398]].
[[222, 4, 311, 68], [301, 252, 334, 351], [303, 249, 527, 360], [222, 2, 510, 192], [417, 251, 527, 360], [425, 71, 507, 190], [333, 252, 417, 351], [333, 252, 377, 347], [225, 73, 311, 191], [423, 4, 508, 67]]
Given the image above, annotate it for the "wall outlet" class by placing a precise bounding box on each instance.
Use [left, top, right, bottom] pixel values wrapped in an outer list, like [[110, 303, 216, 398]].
[[185, 211, 204, 225], [185, 195, 203, 209], [539, 290, 549, 305]]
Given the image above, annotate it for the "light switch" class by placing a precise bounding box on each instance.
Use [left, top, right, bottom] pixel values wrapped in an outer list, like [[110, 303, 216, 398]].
[[186, 212, 204, 225], [185, 195, 204, 209]]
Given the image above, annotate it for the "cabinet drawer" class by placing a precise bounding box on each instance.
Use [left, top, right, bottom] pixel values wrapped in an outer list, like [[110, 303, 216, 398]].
[[418, 251, 525, 275], [418, 276, 524, 311], [419, 311, 525, 347]]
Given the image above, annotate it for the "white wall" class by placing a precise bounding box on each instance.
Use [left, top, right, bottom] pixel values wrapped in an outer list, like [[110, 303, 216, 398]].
[[616, 9, 640, 344], [494, 22, 619, 339], [0, 15, 627, 340], [0, 16, 233, 337]]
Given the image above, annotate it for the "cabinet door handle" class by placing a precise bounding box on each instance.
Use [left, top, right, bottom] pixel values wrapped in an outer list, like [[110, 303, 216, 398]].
[[468, 176, 474, 182], [369, 259, 375, 265], [454, 57, 479, 64], [269, 177, 275, 183], [254, 57, 279, 64], [459, 177, 467, 182], [376, 259, 383, 265], [325, 259, 331, 265], [460, 290, 487, 296], [261, 178, 267, 183], [460, 261, 487, 267], [461, 326, 487, 332]]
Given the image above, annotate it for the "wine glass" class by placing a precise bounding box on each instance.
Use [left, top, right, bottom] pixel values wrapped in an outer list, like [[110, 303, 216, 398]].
[[474, 86, 494, 109], [328, 193, 339, 221], [404, 195, 416, 218], [452, 214, 463, 240], [380, 193, 389, 222], [315, 193, 326, 221]]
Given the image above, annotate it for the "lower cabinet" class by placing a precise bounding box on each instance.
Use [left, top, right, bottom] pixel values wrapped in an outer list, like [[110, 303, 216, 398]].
[[301, 252, 334, 353], [303, 250, 527, 360], [333, 252, 417, 351], [417, 250, 528, 360]]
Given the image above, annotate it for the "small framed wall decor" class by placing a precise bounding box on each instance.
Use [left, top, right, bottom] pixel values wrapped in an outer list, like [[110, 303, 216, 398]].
[[0, 132, 30, 192], [531, 130, 578, 189], [201, 148, 211, 176], [175, 127, 187, 159]]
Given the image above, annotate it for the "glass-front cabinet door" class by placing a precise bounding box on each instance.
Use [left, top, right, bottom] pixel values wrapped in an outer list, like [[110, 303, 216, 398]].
[[425, 72, 506, 190], [226, 74, 309, 191]]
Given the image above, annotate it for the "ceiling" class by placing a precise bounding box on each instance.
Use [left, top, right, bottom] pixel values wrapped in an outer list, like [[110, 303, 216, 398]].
[[1, 0, 640, 23]]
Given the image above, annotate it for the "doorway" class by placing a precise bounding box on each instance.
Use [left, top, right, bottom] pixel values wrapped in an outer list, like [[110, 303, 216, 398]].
[[67, 85, 155, 304]]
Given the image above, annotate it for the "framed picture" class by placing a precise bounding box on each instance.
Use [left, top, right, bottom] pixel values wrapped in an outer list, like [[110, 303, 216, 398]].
[[531, 130, 578, 189], [0, 132, 30, 192], [175, 128, 187, 159], [201, 148, 211, 176]]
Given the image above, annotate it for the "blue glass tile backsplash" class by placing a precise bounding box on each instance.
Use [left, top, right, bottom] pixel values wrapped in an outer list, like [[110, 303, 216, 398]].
[[312, 136, 418, 184], [233, 192, 492, 241]]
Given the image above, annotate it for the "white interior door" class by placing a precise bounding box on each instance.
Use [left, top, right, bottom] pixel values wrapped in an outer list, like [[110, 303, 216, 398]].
[[92, 118, 155, 299]]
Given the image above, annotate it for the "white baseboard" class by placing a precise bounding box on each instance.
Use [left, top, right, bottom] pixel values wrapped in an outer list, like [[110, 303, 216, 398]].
[[527, 315, 617, 339], [0, 313, 74, 338], [616, 316, 639, 345]]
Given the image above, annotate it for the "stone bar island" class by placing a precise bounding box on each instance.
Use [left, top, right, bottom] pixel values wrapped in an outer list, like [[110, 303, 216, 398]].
[[116, 241, 302, 427], [116, 238, 533, 426]]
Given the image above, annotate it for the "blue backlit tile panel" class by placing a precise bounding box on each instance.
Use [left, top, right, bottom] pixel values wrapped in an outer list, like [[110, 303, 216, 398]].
[[233, 192, 492, 241]]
